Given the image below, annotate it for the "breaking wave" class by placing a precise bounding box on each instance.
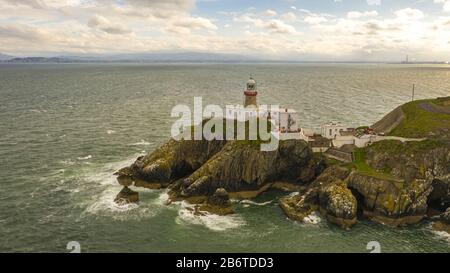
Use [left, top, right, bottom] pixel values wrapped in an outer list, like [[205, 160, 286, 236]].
[[129, 140, 152, 146], [239, 200, 273, 206], [303, 212, 322, 225], [77, 155, 163, 221], [176, 202, 246, 232]]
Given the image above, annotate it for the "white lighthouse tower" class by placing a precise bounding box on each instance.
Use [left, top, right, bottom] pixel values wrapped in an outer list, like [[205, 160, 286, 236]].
[[244, 76, 258, 108]]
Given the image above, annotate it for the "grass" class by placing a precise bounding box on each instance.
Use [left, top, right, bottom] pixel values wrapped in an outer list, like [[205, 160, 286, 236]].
[[187, 118, 273, 147], [389, 98, 450, 138], [368, 139, 447, 155], [346, 149, 402, 182]]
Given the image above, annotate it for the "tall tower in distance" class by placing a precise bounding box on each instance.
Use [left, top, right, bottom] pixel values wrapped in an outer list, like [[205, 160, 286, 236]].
[[244, 76, 258, 108]]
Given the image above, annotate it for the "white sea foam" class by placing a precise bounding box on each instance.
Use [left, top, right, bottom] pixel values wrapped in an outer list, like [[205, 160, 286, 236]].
[[107, 130, 116, 135], [432, 230, 450, 242], [176, 202, 246, 232], [129, 140, 152, 146], [240, 200, 273, 206], [303, 212, 322, 225], [426, 222, 450, 243], [154, 191, 171, 205], [60, 159, 76, 165], [288, 192, 299, 197], [78, 155, 92, 160], [77, 155, 162, 220]]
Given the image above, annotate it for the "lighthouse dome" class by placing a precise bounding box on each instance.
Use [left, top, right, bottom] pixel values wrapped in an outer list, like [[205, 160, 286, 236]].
[[246, 77, 257, 90]]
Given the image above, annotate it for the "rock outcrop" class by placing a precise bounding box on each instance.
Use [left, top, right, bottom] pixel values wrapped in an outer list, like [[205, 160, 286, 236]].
[[114, 187, 139, 205], [179, 140, 311, 198], [433, 207, 450, 234], [115, 98, 450, 226], [319, 182, 357, 229], [115, 126, 317, 213], [115, 138, 227, 188], [347, 172, 431, 226], [280, 167, 357, 228], [196, 188, 234, 216], [281, 139, 449, 228]]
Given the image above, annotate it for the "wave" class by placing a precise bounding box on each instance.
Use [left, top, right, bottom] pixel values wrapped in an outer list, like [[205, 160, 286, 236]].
[[432, 230, 450, 243], [74, 155, 164, 221], [128, 140, 152, 146], [59, 159, 76, 165], [77, 155, 92, 160], [175, 202, 246, 232], [239, 200, 273, 206], [303, 212, 322, 225], [106, 130, 116, 135], [426, 222, 450, 243]]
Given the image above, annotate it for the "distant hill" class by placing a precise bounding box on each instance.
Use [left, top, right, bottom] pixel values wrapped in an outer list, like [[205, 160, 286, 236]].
[[5, 52, 260, 63], [0, 53, 13, 61], [373, 97, 450, 139], [7, 57, 77, 63], [61, 52, 260, 63]]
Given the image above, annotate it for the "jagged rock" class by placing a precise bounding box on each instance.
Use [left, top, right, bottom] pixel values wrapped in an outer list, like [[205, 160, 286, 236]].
[[318, 181, 357, 229], [441, 207, 450, 224], [429, 175, 450, 210], [180, 139, 312, 197], [197, 188, 234, 215], [365, 140, 450, 183], [280, 167, 353, 227], [433, 208, 450, 234], [347, 172, 432, 226], [114, 187, 139, 205], [297, 156, 327, 184], [208, 188, 231, 207], [114, 138, 227, 188], [279, 195, 316, 222]]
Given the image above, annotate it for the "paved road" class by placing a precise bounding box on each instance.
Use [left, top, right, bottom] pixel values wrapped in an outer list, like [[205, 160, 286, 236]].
[[374, 136, 426, 143]]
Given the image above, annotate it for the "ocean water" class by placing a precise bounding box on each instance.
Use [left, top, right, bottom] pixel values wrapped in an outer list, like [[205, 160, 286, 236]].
[[0, 63, 449, 253]]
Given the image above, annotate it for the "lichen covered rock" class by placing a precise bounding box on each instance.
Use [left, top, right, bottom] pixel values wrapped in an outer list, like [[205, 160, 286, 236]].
[[180, 140, 311, 197], [347, 172, 432, 226], [115, 138, 227, 187], [319, 181, 357, 229]]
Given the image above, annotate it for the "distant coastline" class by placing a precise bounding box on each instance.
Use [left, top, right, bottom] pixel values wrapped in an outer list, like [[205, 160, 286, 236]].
[[1, 52, 449, 65]]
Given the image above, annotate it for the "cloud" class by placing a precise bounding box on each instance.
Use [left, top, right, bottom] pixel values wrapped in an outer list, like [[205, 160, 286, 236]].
[[347, 11, 378, 19], [0, 0, 450, 61], [304, 15, 328, 24], [0, 23, 50, 41], [88, 14, 132, 35], [262, 9, 277, 17], [394, 8, 425, 20], [168, 16, 217, 34], [234, 13, 298, 34], [435, 0, 450, 12]]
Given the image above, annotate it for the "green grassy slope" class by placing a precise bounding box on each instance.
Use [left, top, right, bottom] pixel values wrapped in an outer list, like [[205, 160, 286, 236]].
[[389, 97, 450, 139]]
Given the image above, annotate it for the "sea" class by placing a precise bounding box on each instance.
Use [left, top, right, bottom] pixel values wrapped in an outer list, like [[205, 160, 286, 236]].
[[0, 63, 449, 253]]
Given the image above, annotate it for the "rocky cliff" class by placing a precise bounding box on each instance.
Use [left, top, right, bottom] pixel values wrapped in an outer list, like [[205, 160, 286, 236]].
[[281, 97, 450, 229], [115, 125, 319, 208], [114, 97, 450, 231]]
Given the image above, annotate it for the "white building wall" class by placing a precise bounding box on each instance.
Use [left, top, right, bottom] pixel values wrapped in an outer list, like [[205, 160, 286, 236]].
[[322, 123, 347, 139], [354, 135, 374, 148], [333, 136, 355, 148]]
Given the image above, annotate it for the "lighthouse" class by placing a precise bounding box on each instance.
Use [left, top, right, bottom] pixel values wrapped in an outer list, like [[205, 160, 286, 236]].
[[244, 76, 258, 107]]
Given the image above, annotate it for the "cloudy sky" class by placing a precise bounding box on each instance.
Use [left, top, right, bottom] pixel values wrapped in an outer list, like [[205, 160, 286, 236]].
[[1, 0, 450, 61]]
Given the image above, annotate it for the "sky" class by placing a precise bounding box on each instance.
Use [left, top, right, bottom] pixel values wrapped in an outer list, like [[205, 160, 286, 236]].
[[1, 0, 450, 61]]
